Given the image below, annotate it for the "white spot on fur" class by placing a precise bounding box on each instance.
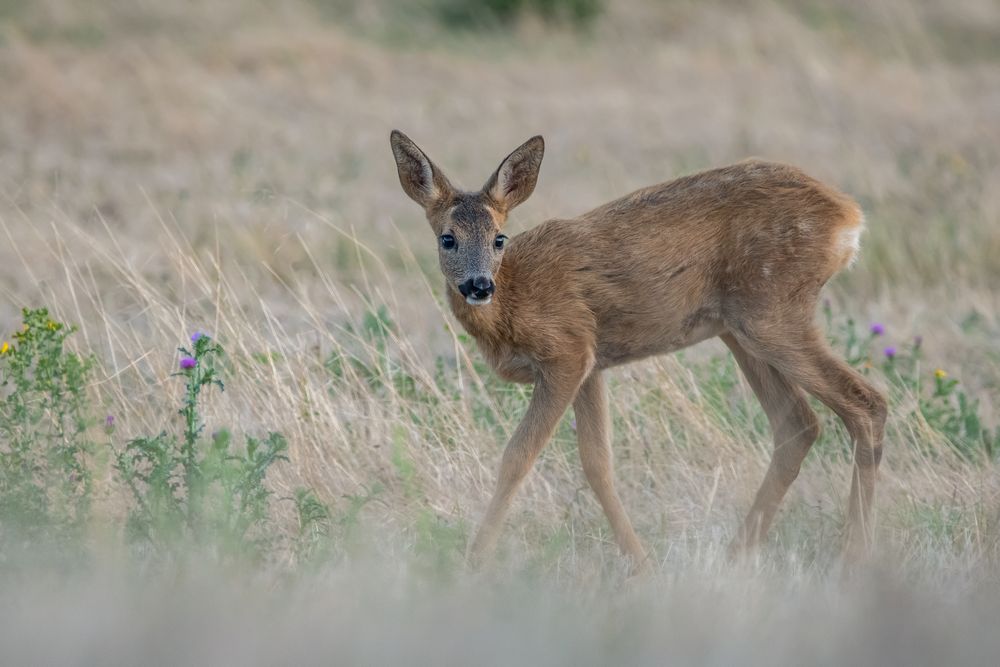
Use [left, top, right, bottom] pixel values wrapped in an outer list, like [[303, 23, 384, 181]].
[[466, 294, 492, 306], [836, 210, 865, 269]]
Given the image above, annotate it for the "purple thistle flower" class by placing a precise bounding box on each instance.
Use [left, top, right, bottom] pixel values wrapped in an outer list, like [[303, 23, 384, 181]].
[[180, 356, 197, 370], [191, 332, 205, 344], [883, 346, 896, 360], [870, 323, 885, 336], [105, 414, 115, 430]]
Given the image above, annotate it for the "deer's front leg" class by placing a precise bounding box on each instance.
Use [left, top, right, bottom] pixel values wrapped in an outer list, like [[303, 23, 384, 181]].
[[468, 356, 592, 567], [574, 372, 649, 573]]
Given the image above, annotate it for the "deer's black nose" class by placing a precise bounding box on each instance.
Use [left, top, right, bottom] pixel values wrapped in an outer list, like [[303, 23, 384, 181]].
[[459, 276, 495, 300]]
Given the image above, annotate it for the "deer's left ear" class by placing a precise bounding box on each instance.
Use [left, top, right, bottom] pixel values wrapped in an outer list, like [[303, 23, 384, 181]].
[[483, 135, 544, 213]]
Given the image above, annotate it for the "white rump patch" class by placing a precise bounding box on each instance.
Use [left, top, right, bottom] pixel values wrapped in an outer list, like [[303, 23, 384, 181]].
[[835, 211, 864, 269]]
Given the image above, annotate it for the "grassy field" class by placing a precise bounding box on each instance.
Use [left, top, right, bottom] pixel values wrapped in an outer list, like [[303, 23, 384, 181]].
[[2, 0, 1000, 664]]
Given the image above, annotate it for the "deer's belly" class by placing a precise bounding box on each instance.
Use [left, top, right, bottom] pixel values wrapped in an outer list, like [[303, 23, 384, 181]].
[[595, 314, 724, 369]]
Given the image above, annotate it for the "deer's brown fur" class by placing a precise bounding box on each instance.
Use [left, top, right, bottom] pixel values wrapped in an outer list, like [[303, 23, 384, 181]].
[[390, 130, 886, 572]]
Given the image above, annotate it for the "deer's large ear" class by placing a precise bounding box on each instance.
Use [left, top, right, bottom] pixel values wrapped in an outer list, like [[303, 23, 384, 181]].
[[390, 130, 454, 209], [483, 135, 544, 213]]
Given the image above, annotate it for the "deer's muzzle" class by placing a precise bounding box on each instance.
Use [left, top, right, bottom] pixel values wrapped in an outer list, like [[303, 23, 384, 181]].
[[459, 276, 495, 305]]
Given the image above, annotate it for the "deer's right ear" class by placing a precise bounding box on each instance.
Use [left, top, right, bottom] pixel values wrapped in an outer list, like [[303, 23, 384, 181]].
[[390, 130, 453, 210]]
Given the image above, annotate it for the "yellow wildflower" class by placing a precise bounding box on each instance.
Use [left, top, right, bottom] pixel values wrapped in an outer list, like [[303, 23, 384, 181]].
[[0, 341, 9, 355], [934, 369, 947, 379], [46, 320, 58, 331]]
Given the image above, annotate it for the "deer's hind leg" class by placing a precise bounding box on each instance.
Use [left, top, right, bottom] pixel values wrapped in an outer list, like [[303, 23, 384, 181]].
[[721, 333, 821, 556], [727, 324, 887, 561]]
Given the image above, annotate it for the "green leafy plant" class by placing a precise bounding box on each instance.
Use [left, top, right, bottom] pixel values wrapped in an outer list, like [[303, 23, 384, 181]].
[[292, 483, 387, 569], [113, 333, 290, 562], [825, 303, 998, 461], [918, 368, 998, 461], [0, 308, 94, 552], [293, 487, 334, 566]]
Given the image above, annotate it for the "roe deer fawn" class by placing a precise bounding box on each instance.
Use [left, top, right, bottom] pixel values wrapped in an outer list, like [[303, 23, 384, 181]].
[[390, 130, 886, 572]]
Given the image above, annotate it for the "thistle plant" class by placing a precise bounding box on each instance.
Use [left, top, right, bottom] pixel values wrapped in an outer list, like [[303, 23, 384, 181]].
[[820, 301, 997, 461], [114, 332, 289, 562]]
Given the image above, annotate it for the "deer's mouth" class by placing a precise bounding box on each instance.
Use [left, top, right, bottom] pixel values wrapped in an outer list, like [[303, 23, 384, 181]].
[[465, 294, 493, 306], [458, 276, 495, 305]]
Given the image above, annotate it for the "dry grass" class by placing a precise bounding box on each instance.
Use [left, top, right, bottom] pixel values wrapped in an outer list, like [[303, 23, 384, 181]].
[[2, 0, 1000, 663]]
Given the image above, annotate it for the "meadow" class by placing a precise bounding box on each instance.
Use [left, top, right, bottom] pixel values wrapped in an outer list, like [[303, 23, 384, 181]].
[[1, 0, 1000, 663]]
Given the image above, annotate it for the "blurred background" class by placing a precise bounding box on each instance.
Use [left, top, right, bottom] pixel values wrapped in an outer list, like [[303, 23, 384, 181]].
[[3, 0, 999, 347], [1, 1, 1000, 664]]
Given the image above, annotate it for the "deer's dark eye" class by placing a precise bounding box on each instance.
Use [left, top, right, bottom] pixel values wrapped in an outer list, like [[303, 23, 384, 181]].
[[440, 234, 456, 250], [494, 235, 508, 250]]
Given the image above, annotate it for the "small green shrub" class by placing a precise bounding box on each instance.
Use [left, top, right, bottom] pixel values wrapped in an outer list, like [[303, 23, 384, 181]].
[[292, 482, 387, 569], [0, 308, 94, 552], [823, 303, 999, 461], [293, 487, 334, 566], [917, 368, 998, 461], [114, 333, 290, 562]]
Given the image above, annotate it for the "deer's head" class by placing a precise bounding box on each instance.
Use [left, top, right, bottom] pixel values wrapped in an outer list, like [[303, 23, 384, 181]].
[[390, 130, 544, 306]]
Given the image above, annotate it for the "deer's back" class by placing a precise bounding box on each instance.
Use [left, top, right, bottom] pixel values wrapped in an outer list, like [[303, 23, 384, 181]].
[[503, 160, 863, 367]]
